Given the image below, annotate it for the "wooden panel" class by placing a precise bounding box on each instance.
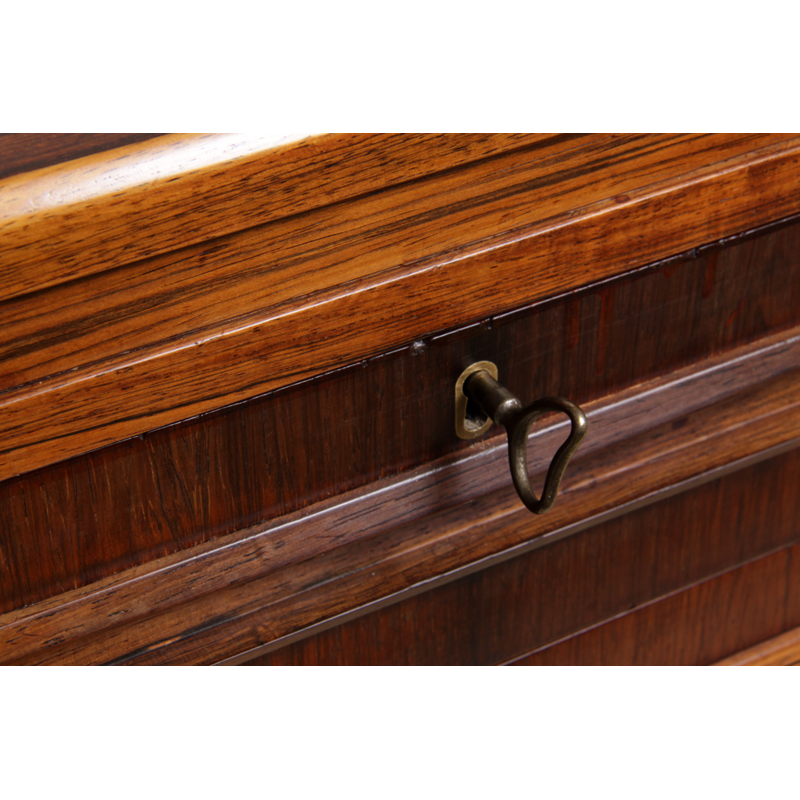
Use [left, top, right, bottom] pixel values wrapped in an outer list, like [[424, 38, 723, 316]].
[[248, 448, 800, 665], [2, 218, 800, 613], [0, 134, 165, 181], [3, 134, 797, 668], [2, 136, 800, 479], [0, 133, 552, 299], [511, 538, 800, 666], [716, 626, 800, 665], [1, 328, 798, 664]]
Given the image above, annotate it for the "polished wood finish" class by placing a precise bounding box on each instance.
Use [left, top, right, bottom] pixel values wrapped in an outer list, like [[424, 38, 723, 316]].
[[111, 450, 800, 665], [0, 133, 164, 181], [1, 323, 797, 663], [716, 625, 800, 665], [2, 217, 799, 615], [248, 448, 800, 665], [511, 537, 800, 666], [0, 133, 551, 299], [2, 136, 799, 479], [3, 134, 800, 667]]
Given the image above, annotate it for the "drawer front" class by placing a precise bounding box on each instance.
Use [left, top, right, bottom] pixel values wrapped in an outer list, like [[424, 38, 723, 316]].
[[247, 447, 800, 666], [3, 133, 799, 480], [1, 134, 800, 664]]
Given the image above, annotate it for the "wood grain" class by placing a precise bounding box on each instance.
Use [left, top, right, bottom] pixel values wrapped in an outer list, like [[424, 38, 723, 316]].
[[0, 134, 165, 181], [2, 221, 799, 614], [2, 136, 799, 480], [0, 133, 553, 300], [715, 625, 800, 665], [1, 322, 798, 664], [510, 537, 800, 666], [249, 448, 800, 665]]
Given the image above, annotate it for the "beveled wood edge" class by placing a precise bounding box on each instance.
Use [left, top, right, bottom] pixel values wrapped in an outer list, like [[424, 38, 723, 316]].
[[4, 138, 800, 482], [715, 625, 800, 665], [0, 132, 309, 299], [228, 439, 800, 667], [0, 133, 167, 182], [2, 323, 799, 665], [0, 133, 554, 301]]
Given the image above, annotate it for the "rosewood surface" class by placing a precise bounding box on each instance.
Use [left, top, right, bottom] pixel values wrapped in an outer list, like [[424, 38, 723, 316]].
[[0, 133, 551, 299], [3, 135, 800, 666], [1, 331, 797, 663], [3, 136, 799, 478], [511, 535, 800, 666], [2, 218, 800, 616], [0, 133, 165, 182], [241, 447, 800, 665]]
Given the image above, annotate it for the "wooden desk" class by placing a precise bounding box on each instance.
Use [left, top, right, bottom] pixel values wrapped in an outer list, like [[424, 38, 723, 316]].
[[1, 133, 799, 664]]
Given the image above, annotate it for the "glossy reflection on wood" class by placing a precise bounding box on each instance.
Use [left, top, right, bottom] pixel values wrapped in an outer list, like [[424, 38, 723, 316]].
[[0, 133, 552, 299], [246, 447, 800, 666], [1, 324, 799, 665], [2, 217, 800, 615], [0, 133, 165, 181], [3, 136, 800, 479]]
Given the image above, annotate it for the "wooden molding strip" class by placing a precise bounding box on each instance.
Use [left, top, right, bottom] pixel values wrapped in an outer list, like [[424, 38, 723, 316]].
[[2, 135, 799, 481], [715, 625, 800, 665], [0, 133, 552, 301], [0, 133, 165, 182], [1, 324, 799, 665]]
